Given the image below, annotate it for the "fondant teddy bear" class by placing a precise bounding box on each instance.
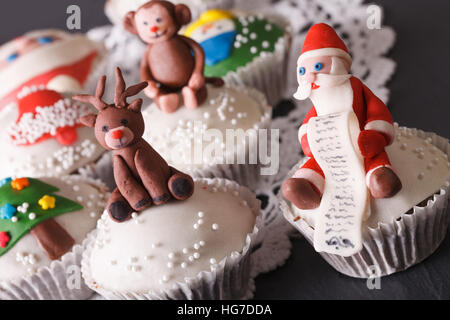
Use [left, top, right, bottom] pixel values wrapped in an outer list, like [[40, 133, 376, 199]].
[[123, 0, 223, 113]]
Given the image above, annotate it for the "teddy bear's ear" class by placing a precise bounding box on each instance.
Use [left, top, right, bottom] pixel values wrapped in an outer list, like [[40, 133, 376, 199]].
[[80, 114, 97, 128], [174, 4, 191, 26]]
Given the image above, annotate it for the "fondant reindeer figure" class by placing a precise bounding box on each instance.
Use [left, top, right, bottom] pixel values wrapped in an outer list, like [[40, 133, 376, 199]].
[[74, 68, 194, 222]]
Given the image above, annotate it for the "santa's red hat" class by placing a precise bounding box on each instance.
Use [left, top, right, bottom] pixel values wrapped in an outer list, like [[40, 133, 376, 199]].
[[298, 23, 352, 66]]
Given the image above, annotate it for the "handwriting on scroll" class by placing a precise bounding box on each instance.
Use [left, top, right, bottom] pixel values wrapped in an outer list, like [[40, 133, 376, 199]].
[[311, 113, 363, 252]]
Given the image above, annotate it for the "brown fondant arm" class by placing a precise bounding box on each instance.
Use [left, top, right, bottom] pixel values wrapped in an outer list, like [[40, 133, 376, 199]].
[[140, 46, 155, 83], [113, 155, 151, 210], [180, 36, 205, 76]]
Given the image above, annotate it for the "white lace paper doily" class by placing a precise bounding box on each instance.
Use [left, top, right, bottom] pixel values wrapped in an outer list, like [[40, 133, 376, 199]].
[[85, 0, 396, 299]]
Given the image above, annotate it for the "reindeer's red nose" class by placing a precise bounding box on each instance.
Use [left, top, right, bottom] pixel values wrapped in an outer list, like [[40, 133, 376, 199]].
[[150, 26, 159, 33], [111, 130, 123, 140]]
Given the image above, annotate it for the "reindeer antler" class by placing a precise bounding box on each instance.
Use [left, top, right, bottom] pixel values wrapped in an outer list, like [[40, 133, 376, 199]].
[[114, 67, 148, 108], [73, 75, 109, 111]]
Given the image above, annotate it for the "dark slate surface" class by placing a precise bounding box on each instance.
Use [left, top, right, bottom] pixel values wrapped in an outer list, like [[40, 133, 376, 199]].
[[1, 0, 449, 299]]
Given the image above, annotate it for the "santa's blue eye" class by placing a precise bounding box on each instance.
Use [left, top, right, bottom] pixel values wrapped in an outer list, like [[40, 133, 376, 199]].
[[37, 37, 53, 44], [299, 67, 306, 75], [314, 63, 323, 71], [6, 53, 19, 62]]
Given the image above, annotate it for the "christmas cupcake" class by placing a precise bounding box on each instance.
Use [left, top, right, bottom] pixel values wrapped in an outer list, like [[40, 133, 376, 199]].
[[76, 69, 260, 299], [104, 0, 235, 25], [0, 88, 105, 178], [0, 29, 105, 109], [0, 175, 108, 300], [184, 9, 291, 105], [280, 24, 450, 278], [142, 84, 272, 187], [82, 178, 261, 299]]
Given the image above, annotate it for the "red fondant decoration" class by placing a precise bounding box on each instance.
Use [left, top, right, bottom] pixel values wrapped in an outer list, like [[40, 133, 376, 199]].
[[0, 231, 10, 248], [10, 89, 83, 147], [358, 130, 389, 158], [55, 126, 79, 146], [111, 130, 124, 140], [17, 90, 63, 120], [300, 23, 349, 55]]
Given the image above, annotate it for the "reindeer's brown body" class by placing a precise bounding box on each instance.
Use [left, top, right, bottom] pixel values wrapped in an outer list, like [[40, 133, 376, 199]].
[[75, 68, 194, 222]]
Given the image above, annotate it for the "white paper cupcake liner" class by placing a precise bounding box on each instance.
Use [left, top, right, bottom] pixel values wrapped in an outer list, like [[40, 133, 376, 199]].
[[81, 178, 262, 300], [221, 12, 292, 106], [0, 175, 108, 300], [0, 240, 92, 300], [279, 127, 450, 278]]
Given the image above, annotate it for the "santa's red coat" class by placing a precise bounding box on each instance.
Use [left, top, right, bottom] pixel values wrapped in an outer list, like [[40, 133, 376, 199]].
[[295, 76, 395, 192]]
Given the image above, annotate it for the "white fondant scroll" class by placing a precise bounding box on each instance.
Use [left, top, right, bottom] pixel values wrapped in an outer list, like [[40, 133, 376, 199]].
[[307, 111, 369, 256]]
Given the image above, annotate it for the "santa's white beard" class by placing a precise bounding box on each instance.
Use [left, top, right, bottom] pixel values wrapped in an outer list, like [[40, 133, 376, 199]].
[[294, 73, 352, 101], [293, 80, 311, 100]]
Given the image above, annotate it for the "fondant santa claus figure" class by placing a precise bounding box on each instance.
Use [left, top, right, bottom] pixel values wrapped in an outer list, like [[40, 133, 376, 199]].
[[283, 23, 402, 210]]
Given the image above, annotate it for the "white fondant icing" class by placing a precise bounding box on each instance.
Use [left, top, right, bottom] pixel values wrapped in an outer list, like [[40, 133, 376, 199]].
[[143, 85, 269, 171], [87, 180, 258, 293]]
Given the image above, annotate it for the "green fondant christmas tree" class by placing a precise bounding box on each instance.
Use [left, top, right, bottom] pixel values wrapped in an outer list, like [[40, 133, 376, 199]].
[[0, 178, 83, 258]]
